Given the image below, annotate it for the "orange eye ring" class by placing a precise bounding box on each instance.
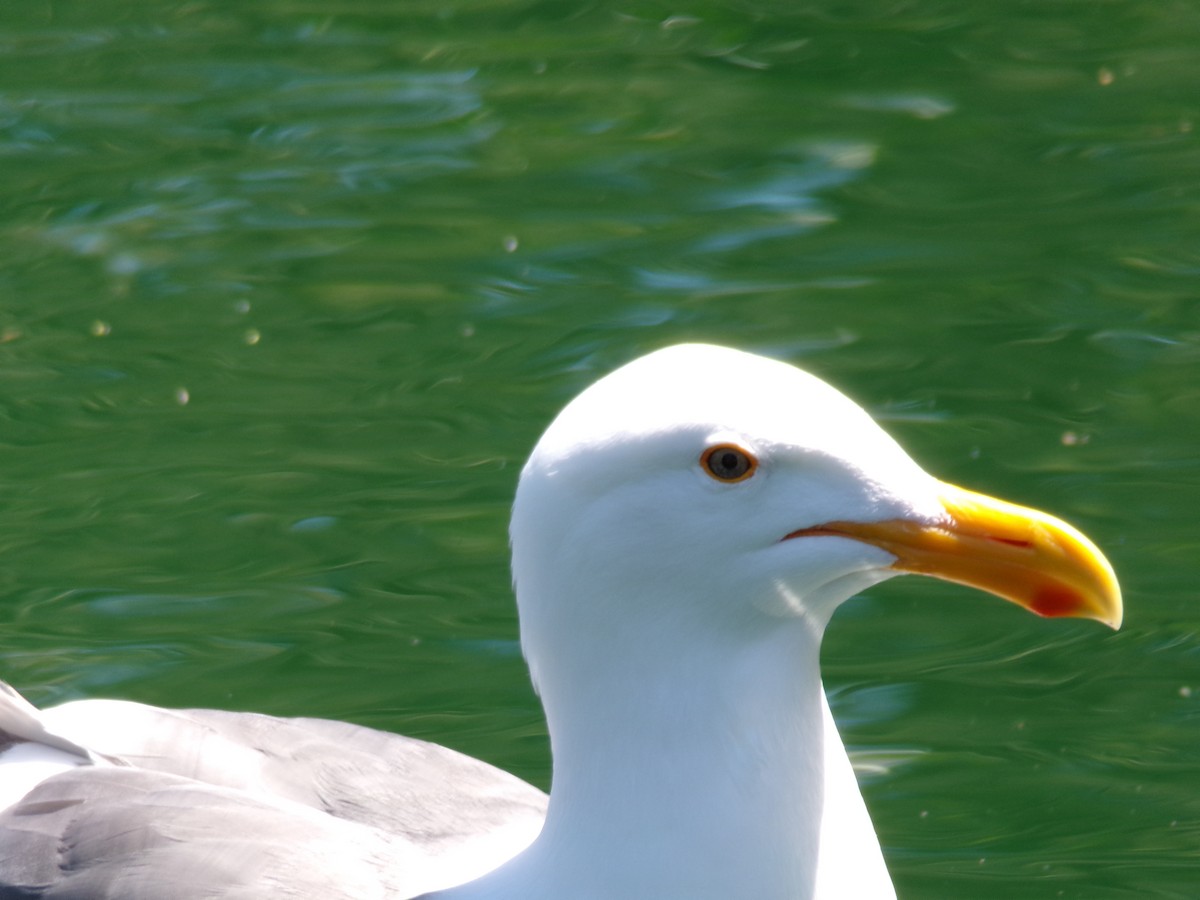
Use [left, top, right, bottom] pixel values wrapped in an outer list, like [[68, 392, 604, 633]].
[[700, 444, 758, 483]]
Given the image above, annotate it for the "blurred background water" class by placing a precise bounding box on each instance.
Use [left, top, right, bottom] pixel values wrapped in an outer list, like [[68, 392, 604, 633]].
[[1, 2, 1197, 897]]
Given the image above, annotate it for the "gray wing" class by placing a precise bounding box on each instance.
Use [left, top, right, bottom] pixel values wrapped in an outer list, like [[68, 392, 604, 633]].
[[0, 689, 547, 899], [2, 767, 431, 899]]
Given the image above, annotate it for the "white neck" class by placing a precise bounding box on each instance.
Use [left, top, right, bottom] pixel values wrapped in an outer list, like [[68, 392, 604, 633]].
[[439, 616, 828, 900]]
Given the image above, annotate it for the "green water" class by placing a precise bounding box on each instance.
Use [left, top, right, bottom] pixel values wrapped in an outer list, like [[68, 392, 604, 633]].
[[2, 3, 1197, 897]]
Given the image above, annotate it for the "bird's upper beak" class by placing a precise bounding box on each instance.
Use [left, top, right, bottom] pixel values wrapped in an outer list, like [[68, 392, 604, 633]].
[[785, 482, 1123, 629]]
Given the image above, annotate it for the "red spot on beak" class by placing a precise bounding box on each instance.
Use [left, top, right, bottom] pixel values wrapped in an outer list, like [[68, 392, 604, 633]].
[[1029, 585, 1086, 619]]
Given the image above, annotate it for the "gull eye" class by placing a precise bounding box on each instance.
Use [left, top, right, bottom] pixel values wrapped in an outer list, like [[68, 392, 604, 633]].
[[701, 444, 757, 483]]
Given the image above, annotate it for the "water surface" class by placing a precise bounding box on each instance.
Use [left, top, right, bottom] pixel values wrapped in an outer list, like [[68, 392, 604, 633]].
[[1, 3, 1197, 898]]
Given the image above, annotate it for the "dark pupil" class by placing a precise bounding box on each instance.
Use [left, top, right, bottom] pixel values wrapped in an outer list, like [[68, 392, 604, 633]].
[[718, 451, 742, 476]]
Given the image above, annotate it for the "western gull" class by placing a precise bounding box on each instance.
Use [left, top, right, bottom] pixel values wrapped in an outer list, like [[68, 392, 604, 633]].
[[0, 343, 1122, 899]]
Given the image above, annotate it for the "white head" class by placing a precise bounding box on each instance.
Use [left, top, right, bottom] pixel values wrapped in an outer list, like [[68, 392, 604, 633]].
[[510, 343, 1118, 702], [511, 344, 944, 672]]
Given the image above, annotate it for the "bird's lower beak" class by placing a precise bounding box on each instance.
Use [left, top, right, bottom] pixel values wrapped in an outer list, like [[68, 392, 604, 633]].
[[786, 482, 1123, 629]]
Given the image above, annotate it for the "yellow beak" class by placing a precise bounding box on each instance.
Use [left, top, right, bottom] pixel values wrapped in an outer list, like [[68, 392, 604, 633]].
[[789, 482, 1123, 629]]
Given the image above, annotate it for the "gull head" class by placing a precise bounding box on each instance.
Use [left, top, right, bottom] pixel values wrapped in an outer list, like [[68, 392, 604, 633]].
[[510, 344, 1121, 693]]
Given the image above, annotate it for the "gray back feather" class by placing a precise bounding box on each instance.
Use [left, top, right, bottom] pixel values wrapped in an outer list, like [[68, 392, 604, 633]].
[[0, 697, 547, 899]]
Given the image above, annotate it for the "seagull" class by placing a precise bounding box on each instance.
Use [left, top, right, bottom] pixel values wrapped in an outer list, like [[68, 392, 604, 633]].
[[0, 343, 1121, 899]]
